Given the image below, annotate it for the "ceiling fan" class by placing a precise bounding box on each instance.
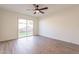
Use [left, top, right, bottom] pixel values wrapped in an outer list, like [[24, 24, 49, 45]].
[[33, 4, 48, 14]]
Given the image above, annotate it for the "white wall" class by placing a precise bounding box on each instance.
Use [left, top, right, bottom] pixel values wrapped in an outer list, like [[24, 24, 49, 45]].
[[33, 17, 39, 35], [0, 9, 2, 40], [39, 6, 79, 45], [0, 9, 38, 41]]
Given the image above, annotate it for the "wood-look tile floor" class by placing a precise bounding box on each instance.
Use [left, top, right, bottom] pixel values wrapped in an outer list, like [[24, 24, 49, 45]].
[[0, 36, 79, 54]]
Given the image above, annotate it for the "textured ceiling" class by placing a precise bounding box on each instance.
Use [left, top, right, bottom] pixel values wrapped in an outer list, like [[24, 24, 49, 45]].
[[0, 4, 77, 17]]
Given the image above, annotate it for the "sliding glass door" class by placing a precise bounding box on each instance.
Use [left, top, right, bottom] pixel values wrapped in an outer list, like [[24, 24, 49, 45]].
[[18, 19, 33, 38], [26, 20, 33, 36]]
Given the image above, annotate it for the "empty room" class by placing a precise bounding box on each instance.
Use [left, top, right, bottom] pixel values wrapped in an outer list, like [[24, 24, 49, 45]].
[[0, 4, 79, 54]]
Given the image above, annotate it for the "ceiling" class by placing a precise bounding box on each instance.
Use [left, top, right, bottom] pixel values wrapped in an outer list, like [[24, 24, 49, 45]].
[[0, 4, 77, 17]]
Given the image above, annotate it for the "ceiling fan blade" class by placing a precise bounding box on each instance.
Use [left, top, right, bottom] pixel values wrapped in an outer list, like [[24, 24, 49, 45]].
[[39, 10, 44, 14], [34, 12, 36, 14], [39, 7, 48, 10], [26, 9, 34, 11]]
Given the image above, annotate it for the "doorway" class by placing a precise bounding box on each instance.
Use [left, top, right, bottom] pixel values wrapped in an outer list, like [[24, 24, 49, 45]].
[[18, 19, 33, 38]]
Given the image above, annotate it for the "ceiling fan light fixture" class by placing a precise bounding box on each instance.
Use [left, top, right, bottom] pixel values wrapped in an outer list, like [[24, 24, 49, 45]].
[[36, 10, 39, 13], [33, 4, 48, 14]]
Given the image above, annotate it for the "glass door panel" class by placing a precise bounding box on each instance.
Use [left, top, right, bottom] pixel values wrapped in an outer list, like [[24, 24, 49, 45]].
[[26, 20, 33, 36], [18, 19, 27, 38], [18, 19, 33, 38]]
